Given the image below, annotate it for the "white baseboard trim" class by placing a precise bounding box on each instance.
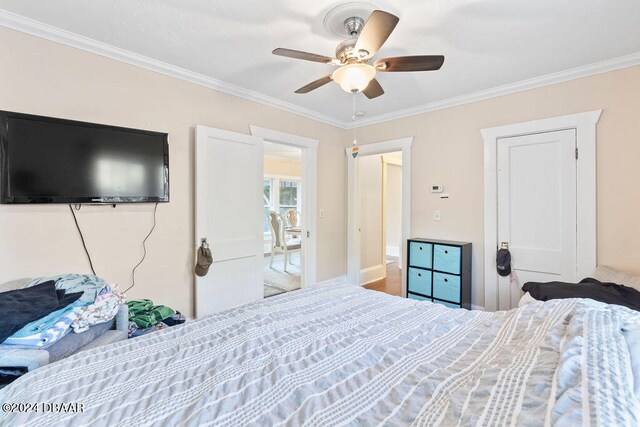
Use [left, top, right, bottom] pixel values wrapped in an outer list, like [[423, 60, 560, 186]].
[[385, 246, 400, 258], [359, 264, 386, 286], [313, 275, 349, 286]]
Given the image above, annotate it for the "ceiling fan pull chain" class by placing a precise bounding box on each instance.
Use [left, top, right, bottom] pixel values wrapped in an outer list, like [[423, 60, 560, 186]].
[[351, 92, 360, 159], [352, 92, 357, 146]]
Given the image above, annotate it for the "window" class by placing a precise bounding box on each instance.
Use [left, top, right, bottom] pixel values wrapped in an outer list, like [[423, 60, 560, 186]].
[[279, 179, 299, 217], [263, 175, 301, 235], [263, 179, 274, 233]]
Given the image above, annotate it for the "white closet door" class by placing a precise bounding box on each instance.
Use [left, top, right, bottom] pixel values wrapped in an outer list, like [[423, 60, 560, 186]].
[[195, 126, 263, 317], [497, 129, 577, 310]]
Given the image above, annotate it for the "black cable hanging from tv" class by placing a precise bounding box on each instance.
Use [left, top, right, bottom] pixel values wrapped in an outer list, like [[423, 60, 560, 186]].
[[125, 202, 159, 294], [69, 204, 97, 275]]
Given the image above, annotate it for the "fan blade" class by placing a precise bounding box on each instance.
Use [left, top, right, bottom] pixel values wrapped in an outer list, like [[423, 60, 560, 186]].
[[354, 10, 399, 58], [294, 75, 333, 94], [374, 55, 445, 72], [273, 48, 336, 65], [362, 78, 384, 99]]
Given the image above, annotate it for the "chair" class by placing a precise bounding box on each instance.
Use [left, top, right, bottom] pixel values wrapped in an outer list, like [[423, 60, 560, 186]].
[[268, 211, 301, 272], [285, 209, 302, 238], [285, 209, 301, 228]]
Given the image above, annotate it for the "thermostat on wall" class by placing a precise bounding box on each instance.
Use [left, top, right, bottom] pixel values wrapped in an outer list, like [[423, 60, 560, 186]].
[[431, 185, 444, 193]]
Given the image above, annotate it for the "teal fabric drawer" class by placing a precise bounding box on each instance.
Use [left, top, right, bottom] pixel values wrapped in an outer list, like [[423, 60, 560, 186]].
[[408, 293, 429, 302], [433, 245, 461, 274], [409, 242, 432, 269], [408, 268, 432, 297], [433, 299, 460, 309], [432, 272, 461, 303]]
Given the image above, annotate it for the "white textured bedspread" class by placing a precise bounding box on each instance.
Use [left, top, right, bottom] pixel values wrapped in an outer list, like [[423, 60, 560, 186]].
[[1, 284, 638, 426]]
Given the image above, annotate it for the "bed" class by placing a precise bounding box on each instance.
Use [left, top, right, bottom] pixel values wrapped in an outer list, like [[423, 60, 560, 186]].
[[1, 283, 638, 426]]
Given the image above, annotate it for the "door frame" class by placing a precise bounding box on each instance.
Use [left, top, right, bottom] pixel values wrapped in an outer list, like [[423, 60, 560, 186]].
[[346, 137, 412, 293], [250, 125, 318, 288], [481, 110, 601, 311]]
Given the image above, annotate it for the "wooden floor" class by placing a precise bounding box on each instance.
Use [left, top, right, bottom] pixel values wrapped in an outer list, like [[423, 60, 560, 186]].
[[364, 261, 402, 297]]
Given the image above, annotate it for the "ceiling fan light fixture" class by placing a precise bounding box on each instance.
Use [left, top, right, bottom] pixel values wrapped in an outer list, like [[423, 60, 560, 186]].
[[331, 63, 376, 93], [275, 9, 444, 98]]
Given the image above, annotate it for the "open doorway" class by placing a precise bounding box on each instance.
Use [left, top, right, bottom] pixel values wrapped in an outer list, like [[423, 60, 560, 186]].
[[263, 142, 303, 297], [346, 137, 412, 296], [357, 152, 403, 296], [251, 125, 319, 297]]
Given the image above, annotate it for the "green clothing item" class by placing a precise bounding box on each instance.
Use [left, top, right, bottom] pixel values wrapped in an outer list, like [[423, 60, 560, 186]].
[[127, 300, 176, 329], [127, 300, 153, 316], [151, 305, 176, 323]]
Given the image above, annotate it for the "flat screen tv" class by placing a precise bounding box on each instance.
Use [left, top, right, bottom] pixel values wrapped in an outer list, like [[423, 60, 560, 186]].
[[0, 111, 169, 204]]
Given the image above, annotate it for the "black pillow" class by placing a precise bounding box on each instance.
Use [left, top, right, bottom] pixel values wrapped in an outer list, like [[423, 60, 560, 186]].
[[55, 289, 84, 310], [522, 277, 640, 311], [0, 281, 60, 343], [0, 281, 84, 344]]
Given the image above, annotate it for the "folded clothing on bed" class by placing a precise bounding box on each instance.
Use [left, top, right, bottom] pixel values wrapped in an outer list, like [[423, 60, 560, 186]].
[[25, 274, 111, 304], [127, 300, 176, 329], [522, 277, 640, 311], [0, 281, 83, 344], [24, 275, 121, 333], [1, 274, 123, 349], [71, 289, 125, 333], [126, 299, 185, 338], [1, 302, 85, 348], [130, 312, 185, 336]]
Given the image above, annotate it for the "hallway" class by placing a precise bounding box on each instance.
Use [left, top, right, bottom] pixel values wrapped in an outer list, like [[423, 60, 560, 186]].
[[364, 259, 402, 297]]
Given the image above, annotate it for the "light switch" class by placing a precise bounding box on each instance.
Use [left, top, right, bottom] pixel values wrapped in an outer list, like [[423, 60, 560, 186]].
[[319, 208, 325, 219], [433, 210, 441, 221]]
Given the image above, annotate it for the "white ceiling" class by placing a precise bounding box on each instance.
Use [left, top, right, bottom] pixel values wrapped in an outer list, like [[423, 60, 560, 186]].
[[1, 0, 639, 126]]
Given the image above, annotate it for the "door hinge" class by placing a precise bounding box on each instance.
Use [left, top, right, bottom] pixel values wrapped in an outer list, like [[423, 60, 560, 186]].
[[306, 230, 310, 238], [575, 147, 579, 160]]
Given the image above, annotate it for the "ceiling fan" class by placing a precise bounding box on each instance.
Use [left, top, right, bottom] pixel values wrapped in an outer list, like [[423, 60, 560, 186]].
[[272, 10, 444, 99]]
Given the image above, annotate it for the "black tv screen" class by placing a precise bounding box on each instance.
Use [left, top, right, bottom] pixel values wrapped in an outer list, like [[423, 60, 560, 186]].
[[0, 111, 169, 204]]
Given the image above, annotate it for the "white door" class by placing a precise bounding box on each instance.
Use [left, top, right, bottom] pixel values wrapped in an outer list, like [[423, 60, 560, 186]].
[[195, 126, 263, 317], [497, 129, 577, 310]]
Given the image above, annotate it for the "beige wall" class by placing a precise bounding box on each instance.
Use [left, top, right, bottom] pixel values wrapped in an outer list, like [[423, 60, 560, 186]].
[[385, 161, 402, 258], [2, 25, 638, 313], [358, 153, 403, 274], [355, 65, 640, 307], [0, 27, 347, 316], [264, 157, 301, 177], [358, 154, 383, 270]]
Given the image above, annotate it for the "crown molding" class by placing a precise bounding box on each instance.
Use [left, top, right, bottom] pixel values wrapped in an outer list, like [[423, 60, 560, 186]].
[[0, 9, 346, 128], [1, 9, 639, 131], [350, 52, 640, 128]]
